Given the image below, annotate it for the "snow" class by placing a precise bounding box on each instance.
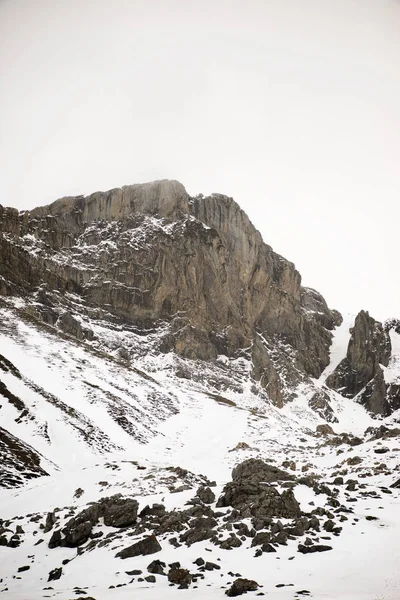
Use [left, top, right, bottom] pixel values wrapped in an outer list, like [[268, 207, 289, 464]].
[[1, 304, 400, 599], [318, 313, 354, 382], [384, 330, 400, 385]]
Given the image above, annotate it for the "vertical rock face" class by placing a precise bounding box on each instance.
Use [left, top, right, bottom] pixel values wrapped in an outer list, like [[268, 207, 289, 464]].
[[0, 179, 341, 410], [326, 311, 392, 415], [29, 180, 189, 232]]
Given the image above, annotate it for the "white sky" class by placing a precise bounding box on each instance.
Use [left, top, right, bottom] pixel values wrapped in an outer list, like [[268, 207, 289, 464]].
[[1, 0, 399, 321]]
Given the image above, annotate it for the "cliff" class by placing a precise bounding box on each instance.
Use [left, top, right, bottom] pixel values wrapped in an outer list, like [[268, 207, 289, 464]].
[[0, 179, 341, 411], [326, 311, 400, 415]]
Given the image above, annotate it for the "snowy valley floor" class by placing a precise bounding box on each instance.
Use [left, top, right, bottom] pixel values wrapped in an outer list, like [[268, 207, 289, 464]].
[[1, 388, 400, 600]]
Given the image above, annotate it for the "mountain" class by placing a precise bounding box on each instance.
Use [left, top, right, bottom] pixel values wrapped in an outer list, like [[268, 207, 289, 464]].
[[0, 180, 399, 600]]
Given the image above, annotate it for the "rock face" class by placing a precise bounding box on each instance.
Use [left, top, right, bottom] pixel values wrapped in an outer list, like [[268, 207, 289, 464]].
[[48, 495, 139, 548], [217, 459, 301, 520], [226, 578, 259, 597], [116, 535, 162, 559], [326, 311, 392, 415], [0, 179, 341, 410]]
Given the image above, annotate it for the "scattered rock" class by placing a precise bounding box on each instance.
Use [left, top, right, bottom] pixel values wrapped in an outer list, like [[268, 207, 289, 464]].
[[204, 561, 221, 571], [103, 496, 139, 527], [147, 559, 166, 575], [217, 460, 301, 520], [298, 544, 332, 554]]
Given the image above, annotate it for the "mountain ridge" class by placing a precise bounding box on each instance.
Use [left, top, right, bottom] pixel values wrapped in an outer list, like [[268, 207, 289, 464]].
[[1, 179, 400, 599], [0, 179, 341, 412]]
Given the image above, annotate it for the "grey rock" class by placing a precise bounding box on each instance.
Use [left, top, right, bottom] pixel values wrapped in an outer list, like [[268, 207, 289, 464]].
[[204, 561, 221, 571], [219, 534, 242, 550], [316, 424, 335, 435], [44, 511, 57, 533], [251, 532, 271, 547], [48, 529, 62, 549], [63, 520, 92, 547], [168, 567, 192, 589], [102, 497, 139, 527], [217, 459, 301, 520], [0, 179, 341, 429], [116, 535, 162, 559], [48, 567, 62, 582], [147, 560, 166, 575], [196, 485, 216, 504], [326, 311, 392, 415], [298, 544, 332, 554], [226, 578, 259, 596], [17, 565, 30, 572], [261, 542, 276, 553]]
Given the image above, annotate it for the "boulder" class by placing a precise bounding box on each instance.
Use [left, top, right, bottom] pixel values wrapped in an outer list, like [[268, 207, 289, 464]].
[[48, 495, 139, 549], [231, 459, 294, 484], [48, 567, 63, 582], [115, 535, 162, 559], [316, 424, 334, 435], [298, 544, 332, 554], [226, 578, 259, 596], [102, 497, 139, 528], [63, 520, 92, 547], [196, 485, 216, 504], [217, 459, 301, 519], [44, 511, 56, 533], [167, 567, 192, 589], [48, 529, 62, 549], [147, 559, 166, 575]]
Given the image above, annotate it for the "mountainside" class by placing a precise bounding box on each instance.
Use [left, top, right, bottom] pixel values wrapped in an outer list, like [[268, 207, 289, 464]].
[[0, 180, 343, 418], [0, 180, 399, 600]]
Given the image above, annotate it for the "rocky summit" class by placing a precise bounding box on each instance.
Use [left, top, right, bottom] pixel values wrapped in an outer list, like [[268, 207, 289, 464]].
[[0, 180, 399, 600]]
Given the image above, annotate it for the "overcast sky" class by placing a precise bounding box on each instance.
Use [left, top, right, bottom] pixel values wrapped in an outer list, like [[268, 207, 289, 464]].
[[1, 0, 399, 321]]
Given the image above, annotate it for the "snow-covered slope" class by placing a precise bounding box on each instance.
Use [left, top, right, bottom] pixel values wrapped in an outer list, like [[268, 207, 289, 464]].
[[0, 301, 178, 482], [1, 300, 400, 599]]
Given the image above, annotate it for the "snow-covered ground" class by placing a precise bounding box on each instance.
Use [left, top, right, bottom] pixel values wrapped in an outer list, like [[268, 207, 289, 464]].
[[1, 306, 400, 599]]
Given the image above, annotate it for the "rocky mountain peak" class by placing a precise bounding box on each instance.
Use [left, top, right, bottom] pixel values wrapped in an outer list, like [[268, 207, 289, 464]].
[[1, 180, 400, 599], [0, 179, 345, 418], [29, 179, 190, 223]]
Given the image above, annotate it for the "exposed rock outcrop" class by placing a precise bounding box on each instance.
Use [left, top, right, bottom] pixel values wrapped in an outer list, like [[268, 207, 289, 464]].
[[326, 311, 392, 415], [48, 495, 139, 548], [217, 459, 301, 520]]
